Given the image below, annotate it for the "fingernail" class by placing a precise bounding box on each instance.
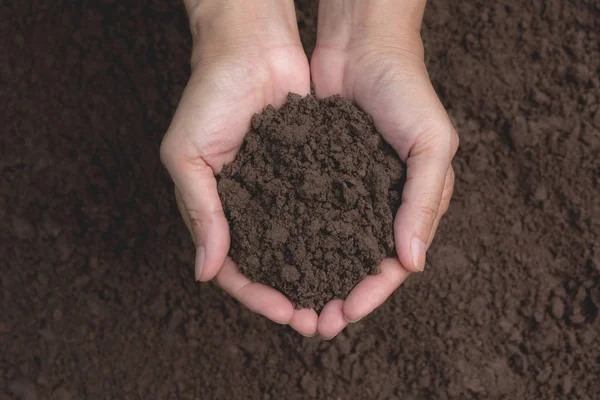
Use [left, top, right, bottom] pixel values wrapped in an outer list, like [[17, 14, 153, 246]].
[[345, 315, 362, 323], [411, 237, 427, 272], [322, 334, 338, 341], [300, 332, 317, 338], [195, 247, 205, 281]]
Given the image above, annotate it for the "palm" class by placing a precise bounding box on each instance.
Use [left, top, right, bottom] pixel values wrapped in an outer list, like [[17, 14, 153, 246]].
[[312, 43, 439, 159], [174, 45, 311, 172], [162, 44, 319, 335], [309, 41, 456, 334]]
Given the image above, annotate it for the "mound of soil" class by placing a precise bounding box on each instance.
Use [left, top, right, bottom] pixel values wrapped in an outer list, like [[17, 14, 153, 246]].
[[218, 94, 404, 310]]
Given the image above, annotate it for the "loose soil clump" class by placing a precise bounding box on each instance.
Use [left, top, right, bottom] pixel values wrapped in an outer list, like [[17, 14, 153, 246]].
[[218, 94, 404, 310]]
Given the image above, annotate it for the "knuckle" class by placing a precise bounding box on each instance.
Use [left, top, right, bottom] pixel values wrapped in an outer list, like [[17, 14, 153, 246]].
[[439, 196, 452, 216], [416, 123, 455, 157], [186, 208, 205, 234], [450, 129, 460, 155], [422, 121, 459, 160], [437, 125, 459, 157], [416, 203, 438, 224], [159, 133, 176, 169]]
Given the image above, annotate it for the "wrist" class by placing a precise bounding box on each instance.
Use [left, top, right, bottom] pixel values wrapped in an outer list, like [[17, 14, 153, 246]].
[[184, 0, 301, 66], [317, 0, 425, 53]]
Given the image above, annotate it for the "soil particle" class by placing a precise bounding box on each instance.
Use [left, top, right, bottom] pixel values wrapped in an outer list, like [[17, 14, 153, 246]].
[[7, 379, 37, 400], [550, 297, 565, 319], [300, 373, 317, 398], [218, 94, 404, 310], [51, 387, 74, 400], [11, 216, 37, 240]]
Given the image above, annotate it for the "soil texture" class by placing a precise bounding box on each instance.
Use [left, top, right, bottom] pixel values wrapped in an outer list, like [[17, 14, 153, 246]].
[[218, 94, 404, 310], [1, 0, 600, 399]]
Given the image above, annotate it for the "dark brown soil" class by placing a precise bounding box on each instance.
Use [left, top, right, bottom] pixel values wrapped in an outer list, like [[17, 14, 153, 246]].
[[218, 94, 404, 310], [1, 0, 599, 399]]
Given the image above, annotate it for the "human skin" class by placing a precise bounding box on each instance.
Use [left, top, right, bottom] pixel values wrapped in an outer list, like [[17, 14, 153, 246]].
[[310, 0, 459, 338], [161, 0, 458, 338]]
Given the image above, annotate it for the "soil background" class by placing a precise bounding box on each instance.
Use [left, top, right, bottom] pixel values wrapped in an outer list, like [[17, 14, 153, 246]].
[[1, 1, 599, 399]]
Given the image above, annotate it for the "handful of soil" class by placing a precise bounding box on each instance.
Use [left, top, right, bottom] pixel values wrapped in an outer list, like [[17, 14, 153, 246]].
[[218, 94, 405, 310]]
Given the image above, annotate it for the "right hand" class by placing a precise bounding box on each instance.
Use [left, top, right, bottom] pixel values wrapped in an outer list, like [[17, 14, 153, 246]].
[[310, 0, 458, 338], [160, 0, 318, 335]]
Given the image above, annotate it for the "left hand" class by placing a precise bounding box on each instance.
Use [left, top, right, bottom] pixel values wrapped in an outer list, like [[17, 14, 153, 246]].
[[310, 0, 459, 338], [162, 0, 318, 336]]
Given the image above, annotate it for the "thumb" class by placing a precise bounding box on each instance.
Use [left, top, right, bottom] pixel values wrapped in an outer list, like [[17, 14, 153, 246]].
[[394, 121, 458, 272], [161, 141, 230, 282]]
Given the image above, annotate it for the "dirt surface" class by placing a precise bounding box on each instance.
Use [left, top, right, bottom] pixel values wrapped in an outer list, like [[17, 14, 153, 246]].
[[218, 94, 404, 310], [1, 0, 599, 399]]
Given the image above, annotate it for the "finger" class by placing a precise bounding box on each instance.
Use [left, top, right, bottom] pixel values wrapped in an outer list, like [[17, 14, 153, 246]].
[[215, 258, 294, 325], [342, 258, 410, 322], [290, 308, 319, 337], [317, 299, 348, 339], [427, 215, 441, 250], [175, 187, 194, 242], [161, 140, 230, 282], [427, 166, 455, 247], [269, 49, 312, 107], [310, 46, 347, 98], [309, 0, 348, 98], [394, 124, 458, 273]]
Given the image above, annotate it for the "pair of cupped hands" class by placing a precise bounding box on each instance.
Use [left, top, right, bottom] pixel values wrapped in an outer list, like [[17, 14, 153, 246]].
[[160, 0, 458, 338]]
